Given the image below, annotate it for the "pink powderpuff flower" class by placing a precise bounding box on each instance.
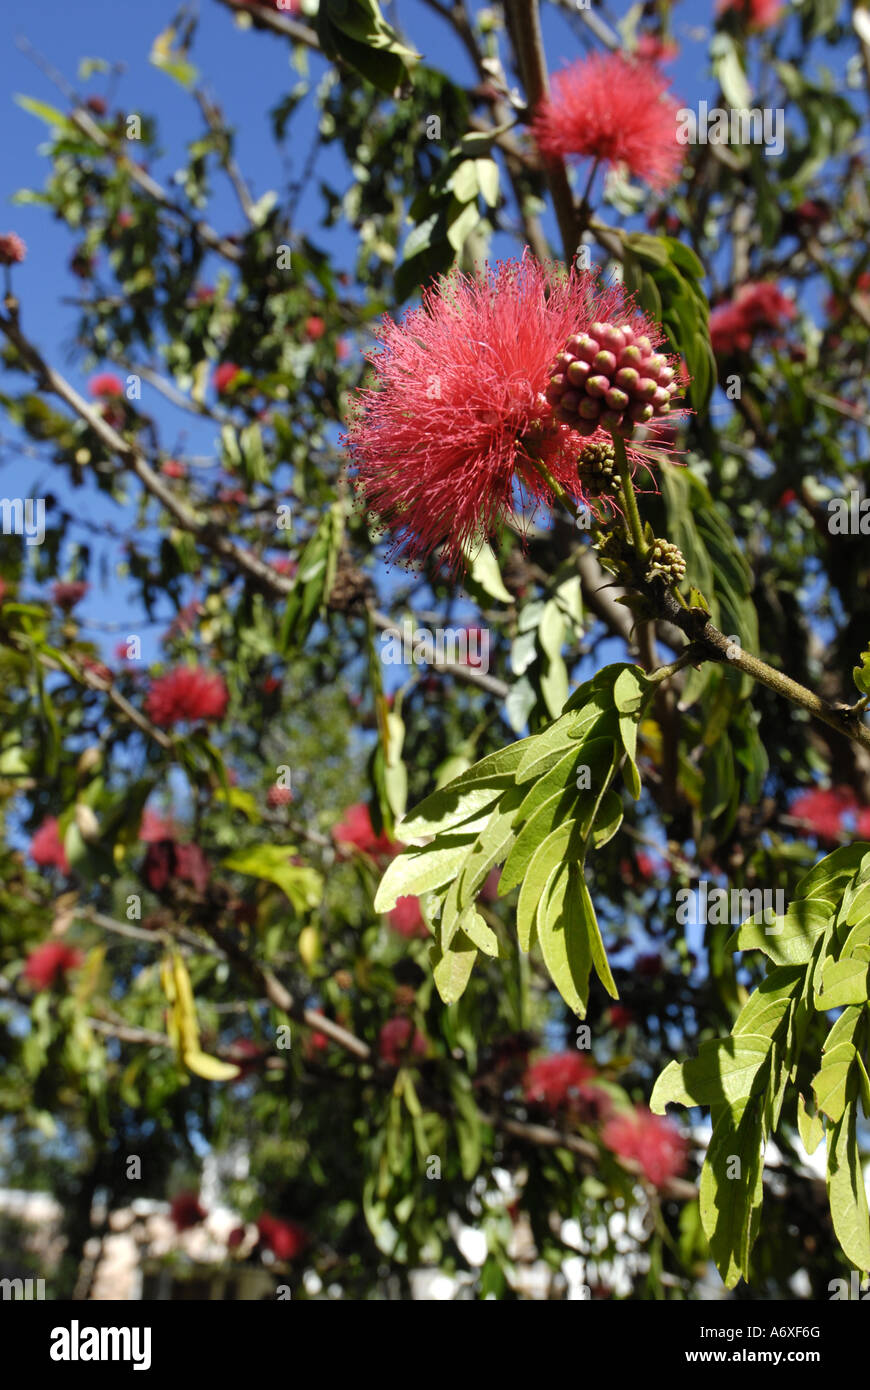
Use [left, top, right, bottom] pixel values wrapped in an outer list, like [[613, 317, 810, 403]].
[[52, 581, 89, 609], [709, 281, 795, 355], [523, 1052, 609, 1119], [142, 839, 210, 895], [387, 895, 429, 939], [378, 1016, 427, 1066], [214, 362, 241, 395], [607, 1005, 634, 1031], [856, 807, 870, 838], [791, 787, 856, 844], [602, 1107, 688, 1187], [267, 785, 293, 807], [0, 233, 26, 265], [346, 255, 684, 571], [332, 802, 399, 858], [139, 808, 178, 843], [88, 372, 124, 398], [161, 459, 186, 479], [716, 0, 783, 29], [170, 1191, 206, 1232], [532, 53, 684, 191], [256, 1214, 307, 1260], [144, 666, 229, 726], [636, 34, 680, 64], [23, 941, 83, 990], [81, 656, 113, 683], [29, 817, 70, 873]]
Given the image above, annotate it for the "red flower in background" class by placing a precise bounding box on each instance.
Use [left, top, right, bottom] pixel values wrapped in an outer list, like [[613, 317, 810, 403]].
[[213, 362, 241, 395], [267, 785, 293, 807], [139, 809, 178, 843], [378, 1016, 427, 1065], [145, 667, 229, 726], [607, 1005, 634, 1031], [716, 0, 783, 29], [709, 281, 795, 355], [29, 817, 70, 874], [142, 839, 210, 895], [825, 271, 870, 319], [523, 1052, 609, 1118], [791, 786, 856, 844], [23, 941, 83, 990], [387, 895, 428, 939], [81, 656, 112, 683], [304, 315, 326, 340], [161, 459, 186, 479], [602, 1107, 687, 1187], [227, 1038, 267, 1079], [347, 256, 682, 572], [0, 233, 26, 265], [635, 34, 679, 64], [531, 54, 684, 191], [256, 1213, 307, 1260], [52, 581, 88, 609], [332, 802, 398, 857], [88, 372, 124, 398], [170, 1191, 206, 1231]]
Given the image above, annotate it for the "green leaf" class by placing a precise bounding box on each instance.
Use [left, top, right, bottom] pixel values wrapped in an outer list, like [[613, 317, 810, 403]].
[[516, 823, 574, 952], [398, 779, 510, 841], [579, 871, 618, 999], [316, 0, 420, 94], [475, 157, 499, 208], [729, 897, 831, 965], [222, 846, 323, 913], [15, 94, 75, 133], [812, 1042, 856, 1123], [816, 956, 870, 1009], [853, 645, 870, 698], [700, 1103, 765, 1289], [431, 932, 477, 1005], [462, 538, 512, 604], [500, 787, 580, 895], [450, 1071, 483, 1179], [651, 1036, 772, 1111], [537, 862, 592, 1017], [795, 844, 870, 907], [797, 1093, 824, 1156], [375, 835, 479, 911], [149, 26, 199, 90], [827, 1100, 870, 1273]]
